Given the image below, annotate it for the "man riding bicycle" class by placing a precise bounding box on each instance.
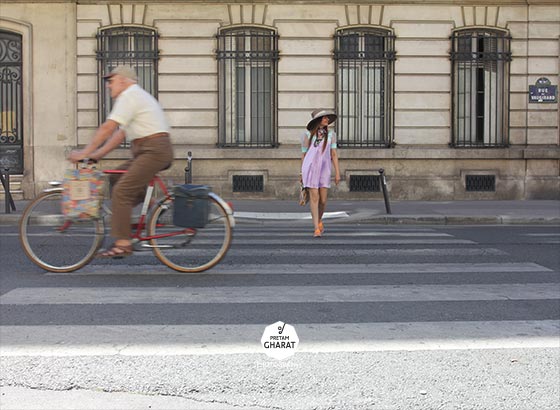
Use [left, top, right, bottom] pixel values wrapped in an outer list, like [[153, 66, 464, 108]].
[[69, 65, 173, 258]]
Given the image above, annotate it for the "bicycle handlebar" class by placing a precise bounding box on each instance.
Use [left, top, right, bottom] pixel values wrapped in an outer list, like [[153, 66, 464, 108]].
[[82, 158, 98, 164]]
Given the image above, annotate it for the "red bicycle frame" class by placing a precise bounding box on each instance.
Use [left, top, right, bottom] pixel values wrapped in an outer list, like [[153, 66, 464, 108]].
[[102, 169, 195, 241]]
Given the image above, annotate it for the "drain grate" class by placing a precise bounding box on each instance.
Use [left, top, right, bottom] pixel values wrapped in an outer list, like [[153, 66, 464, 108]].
[[465, 175, 495, 192], [232, 175, 264, 192], [349, 175, 381, 192]]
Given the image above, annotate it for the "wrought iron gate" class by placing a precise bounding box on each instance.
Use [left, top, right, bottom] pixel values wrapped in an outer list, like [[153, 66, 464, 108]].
[[0, 30, 23, 174]]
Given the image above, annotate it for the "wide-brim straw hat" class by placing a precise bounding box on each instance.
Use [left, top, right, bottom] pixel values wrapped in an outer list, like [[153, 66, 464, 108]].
[[306, 109, 337, 131]]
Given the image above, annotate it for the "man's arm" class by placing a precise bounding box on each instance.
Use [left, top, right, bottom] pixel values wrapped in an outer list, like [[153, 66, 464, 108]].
[[69, 119, 119, 162], [90, 128, 126, 159]]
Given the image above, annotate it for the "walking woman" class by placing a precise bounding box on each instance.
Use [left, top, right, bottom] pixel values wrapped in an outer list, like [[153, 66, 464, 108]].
[[300, 109, 341, 237]]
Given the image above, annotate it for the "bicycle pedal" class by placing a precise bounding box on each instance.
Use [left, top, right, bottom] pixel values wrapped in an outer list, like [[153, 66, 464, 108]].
[[132, 242, 150, 251]]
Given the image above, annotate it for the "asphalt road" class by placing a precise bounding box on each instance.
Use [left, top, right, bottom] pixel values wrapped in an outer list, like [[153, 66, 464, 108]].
[[1, 223, 559, 409]]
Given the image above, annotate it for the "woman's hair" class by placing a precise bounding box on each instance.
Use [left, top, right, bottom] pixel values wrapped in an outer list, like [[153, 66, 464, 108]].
[[308, 118, 329, 152]]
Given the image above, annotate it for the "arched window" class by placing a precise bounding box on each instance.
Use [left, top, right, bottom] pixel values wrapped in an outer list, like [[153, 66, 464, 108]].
[[0, 30, 23, 173], [334, 27, 395, 147], [217, 27, 278, 147], [96, 26, 159, 124], [451, 29, 511, 147]]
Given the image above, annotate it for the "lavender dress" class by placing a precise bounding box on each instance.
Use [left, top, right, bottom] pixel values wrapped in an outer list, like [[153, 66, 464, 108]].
[[301, 128, 337, 189]]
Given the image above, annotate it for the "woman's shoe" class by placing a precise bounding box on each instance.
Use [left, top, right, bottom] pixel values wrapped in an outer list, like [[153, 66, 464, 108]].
[[318, 221, 324, 233], [313, 229, 322, 238]]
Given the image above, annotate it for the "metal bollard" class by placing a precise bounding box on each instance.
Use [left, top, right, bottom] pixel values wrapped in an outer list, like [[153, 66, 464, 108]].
[[185, 151, 193, 184], [378, 168, 392, 214], [1, 168, 16, 214]]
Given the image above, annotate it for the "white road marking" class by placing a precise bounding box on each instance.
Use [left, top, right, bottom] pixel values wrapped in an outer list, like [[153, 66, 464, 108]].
[[232, 232, 454, 237], [1, 282, 557, 305], [45, 262, 548, 276], [173, 248, 508, 257], [234, 211, 349, 220], [207, 239, 477, 245], [1, 320, 558, 357]]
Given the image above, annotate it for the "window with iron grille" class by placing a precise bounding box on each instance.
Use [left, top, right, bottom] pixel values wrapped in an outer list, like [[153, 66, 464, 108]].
[[0, 30, 23, 173], [334, 28, 395, 148], [451, 29, 511, 147], [96, 26, 159, 126], [217, 27, 278, 147]]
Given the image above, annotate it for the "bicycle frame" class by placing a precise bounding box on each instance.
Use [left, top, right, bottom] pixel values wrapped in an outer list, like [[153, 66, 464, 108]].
[[101, 169, 199, 244]]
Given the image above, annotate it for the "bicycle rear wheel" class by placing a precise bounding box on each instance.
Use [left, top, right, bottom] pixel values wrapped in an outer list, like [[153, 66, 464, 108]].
[[19, 191, 104, 272], [148, 196, 232, 272]]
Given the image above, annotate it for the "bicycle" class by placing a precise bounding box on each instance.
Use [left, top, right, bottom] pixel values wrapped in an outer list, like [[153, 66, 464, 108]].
[[19, 162, 235, 273]]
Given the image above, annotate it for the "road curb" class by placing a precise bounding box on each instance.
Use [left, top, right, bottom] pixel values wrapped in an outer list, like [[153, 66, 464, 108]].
[[350, 215, 560, 225], [232, 214, 560, 225]]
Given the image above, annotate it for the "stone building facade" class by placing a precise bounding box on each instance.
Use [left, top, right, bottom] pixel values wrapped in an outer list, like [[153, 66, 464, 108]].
[[1, 0, 559, 200]]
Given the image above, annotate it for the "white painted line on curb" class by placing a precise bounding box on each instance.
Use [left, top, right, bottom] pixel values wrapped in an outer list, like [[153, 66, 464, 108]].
[[234, 211, 349, 220]]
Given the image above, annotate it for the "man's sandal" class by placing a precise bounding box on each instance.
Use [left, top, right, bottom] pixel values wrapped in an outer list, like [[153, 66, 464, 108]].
[[97, 243, 134, 259]]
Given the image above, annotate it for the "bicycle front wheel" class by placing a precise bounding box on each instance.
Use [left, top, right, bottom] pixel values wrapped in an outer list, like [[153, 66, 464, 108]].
[[19, 191, 104, 272], [148, 196, 232, 273]]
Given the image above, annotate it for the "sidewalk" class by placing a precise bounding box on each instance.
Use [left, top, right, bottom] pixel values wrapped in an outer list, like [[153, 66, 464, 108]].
[[1, 199, 559, 225], [0, 386, 267, 410]]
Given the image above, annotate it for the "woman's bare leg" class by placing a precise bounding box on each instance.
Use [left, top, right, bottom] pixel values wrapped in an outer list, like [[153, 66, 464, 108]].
[[317, 187, 328, 232], [318, 187, 328, 222], [308, 188, 320, 231]]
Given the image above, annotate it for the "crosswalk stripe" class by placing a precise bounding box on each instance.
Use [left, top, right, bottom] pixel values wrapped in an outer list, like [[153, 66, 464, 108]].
[[0, 227, 442, 238], [44, 261, 549, 276], [1, 320, 558, 357], [238, 227, 440, 232], [202, 262, 552, 274], [1, 283, 557, 305], [223, 239, 476, 245], [195, 248, 509, 257], [231, 232, 454, 237]]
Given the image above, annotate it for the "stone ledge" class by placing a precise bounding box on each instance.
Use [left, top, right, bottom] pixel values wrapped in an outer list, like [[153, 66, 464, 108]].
[[103, 145, 560, 161], [524, 147, 560, 159]]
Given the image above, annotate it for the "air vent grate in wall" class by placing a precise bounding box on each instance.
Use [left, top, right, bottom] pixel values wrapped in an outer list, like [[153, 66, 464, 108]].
[[466, 175, 496, 192], [349, 175, 381, 192], [232, 175, 264, 192]]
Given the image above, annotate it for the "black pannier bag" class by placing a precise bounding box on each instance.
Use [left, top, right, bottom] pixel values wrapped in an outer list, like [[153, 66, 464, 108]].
[[172, 184, 211, 228]]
